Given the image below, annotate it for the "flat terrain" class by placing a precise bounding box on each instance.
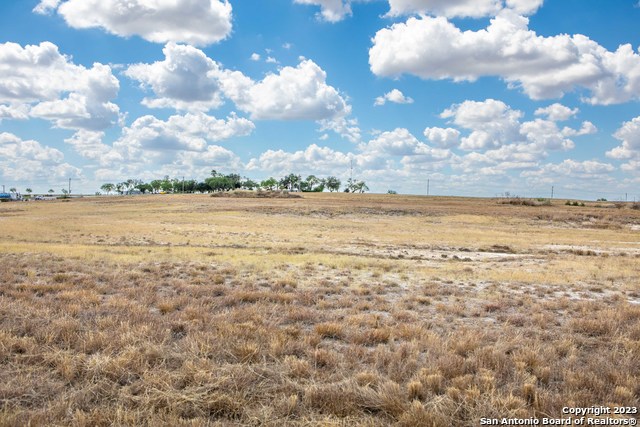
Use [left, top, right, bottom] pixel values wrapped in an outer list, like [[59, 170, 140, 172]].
[[0, 193, 639, 426]]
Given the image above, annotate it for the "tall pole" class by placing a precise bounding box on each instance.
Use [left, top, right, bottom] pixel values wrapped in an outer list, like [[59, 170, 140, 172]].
[[182, 176, 185, 193], [551, 185, 554, 199], [427, 179, 430, 196], [68, 178, 71, 196]]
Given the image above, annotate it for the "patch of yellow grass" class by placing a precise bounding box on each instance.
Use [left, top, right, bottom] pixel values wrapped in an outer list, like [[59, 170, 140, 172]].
[[1, 194, 639, 425]]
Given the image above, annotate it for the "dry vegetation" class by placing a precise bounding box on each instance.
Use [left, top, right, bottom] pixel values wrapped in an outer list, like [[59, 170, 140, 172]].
[[0, 193, 639, 426]]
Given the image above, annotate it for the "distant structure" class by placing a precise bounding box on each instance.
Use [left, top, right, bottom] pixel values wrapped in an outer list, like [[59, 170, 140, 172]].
[[0, 192, 14, 201]]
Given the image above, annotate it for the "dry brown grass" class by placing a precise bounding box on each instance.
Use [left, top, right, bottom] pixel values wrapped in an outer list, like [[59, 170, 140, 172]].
[[0, 193, 639, 425]]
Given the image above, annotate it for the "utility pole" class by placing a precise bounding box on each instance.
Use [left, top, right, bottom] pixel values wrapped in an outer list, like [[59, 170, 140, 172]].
[[625, 193, 628, 202], [551, 185, 554, 199], [182, 176, 185, 193], [68, 178, 71, 196]]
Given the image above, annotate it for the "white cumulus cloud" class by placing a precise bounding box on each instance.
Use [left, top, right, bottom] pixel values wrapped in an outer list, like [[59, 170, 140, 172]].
[[176, 145, 243, 173], [294, 0, 541, 21], [220, 59, 352, 121], [386, 0, 543, 18], [441, 99, 523, 150], [0, 41, 121, 131], [438, 98, 598, 176], [362, 128, 422, 156], [247, 144, 353, 175], [64, 130, 123, 166], [32, 0, 61, 15], [423, 127, 461, 148], [35, 0, 232, 46], [125, 43, 224, 112], [318, 117, 361, 143], [439, 98, 596, 153], [607, 116, 640, 160], [125, 45, 355, 138], [0, 104, 30, 120], [369, 11, 640, 105], [374, 89, 414, 106], [534, 103, 579, 121], [293, 0, 353, 22], [522, 159, 616, 185], [0, 132, 81, 181], [115, 112, 254, 158], [519, 119, 575, 151], [354, 128, 452, 173]]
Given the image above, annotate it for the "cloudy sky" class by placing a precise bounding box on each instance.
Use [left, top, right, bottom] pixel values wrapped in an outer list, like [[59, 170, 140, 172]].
[[1, 0, 639, 199]]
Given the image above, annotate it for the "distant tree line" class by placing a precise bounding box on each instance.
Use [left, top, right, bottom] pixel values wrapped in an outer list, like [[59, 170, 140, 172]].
[[99, 171, 369, 195]]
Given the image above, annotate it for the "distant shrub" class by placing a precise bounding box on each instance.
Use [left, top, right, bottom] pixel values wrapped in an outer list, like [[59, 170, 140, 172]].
[[499, 197, 548, 206], [211, 190, 301, 199]]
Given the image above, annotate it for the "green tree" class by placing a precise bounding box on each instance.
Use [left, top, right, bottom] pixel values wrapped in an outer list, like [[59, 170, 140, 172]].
[[352, 181, 369, 194], [260, 177, 278, 190], [325, 176, 341, 192], [171, 178, 182, 193], [160, 177, 173, 193], [9, 187, 16, 194], [241, 179, 258, 190], [225, 173, 242, 189], [100, 183, 115, 194], [206, 176, 233, 192], [150, 180, 162, 193], [344, 178, 368, 193], [301, 175, 324, 192], [48, 189, 54, 194], [135, 183, 152, 194], [25, 188, 33, 195], [195, 182, 210, 193], [279, 173, 301, 191], [125, 179, 136, 193], [183, 179, 197, 193]]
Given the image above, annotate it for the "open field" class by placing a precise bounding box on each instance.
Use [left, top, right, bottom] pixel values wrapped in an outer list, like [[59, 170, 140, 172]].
[[1, 193, 639, 426]]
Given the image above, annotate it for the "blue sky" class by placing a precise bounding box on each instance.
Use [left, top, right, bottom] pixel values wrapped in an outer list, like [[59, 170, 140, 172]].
[[1, 0, 640, 199]]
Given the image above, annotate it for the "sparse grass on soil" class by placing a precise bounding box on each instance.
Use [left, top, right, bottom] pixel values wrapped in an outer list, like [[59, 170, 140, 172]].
[[0, 193, 638, 426], [210, 190, 302, 199]]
